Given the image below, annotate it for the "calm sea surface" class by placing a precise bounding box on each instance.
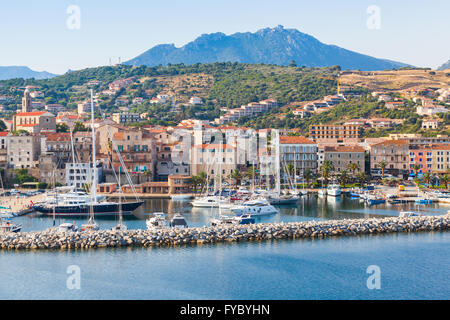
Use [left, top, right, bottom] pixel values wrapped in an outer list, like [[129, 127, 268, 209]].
[[1, 196, 449, 299]]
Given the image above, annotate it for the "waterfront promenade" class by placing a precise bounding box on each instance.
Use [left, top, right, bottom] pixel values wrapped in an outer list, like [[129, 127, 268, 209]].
[[1, 214, 448, 250]]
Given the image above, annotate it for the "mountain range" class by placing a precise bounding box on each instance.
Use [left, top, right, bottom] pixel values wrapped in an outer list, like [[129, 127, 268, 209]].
[[125, 25, 410, 71], [438, 60, 450, 71], [0, 66, 56, 80]]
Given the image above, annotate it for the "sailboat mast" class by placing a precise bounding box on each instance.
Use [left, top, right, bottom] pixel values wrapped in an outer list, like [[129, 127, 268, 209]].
[[90, 89, 97, 204], [69, 125, 76, 168], [294, 150, 297, 192], [274, 130, 281, 196]]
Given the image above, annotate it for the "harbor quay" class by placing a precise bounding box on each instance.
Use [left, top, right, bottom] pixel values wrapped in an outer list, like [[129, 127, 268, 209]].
[[1, 214, 448, 250]]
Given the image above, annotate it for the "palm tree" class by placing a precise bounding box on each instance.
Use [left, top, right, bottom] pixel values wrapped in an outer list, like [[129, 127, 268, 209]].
[[357, 172, 369, 187], [245, 166, 258, 187], [423, 171, 432, 186], [229, 169, 242, 188], [440, 174, 449, 189], [304, 168, 313, 188], [379, 161, 387, 179], [190, 175, 200, 194], [338, 170, 349, 188], [197, 171, 207, 192], [413, 164, 420, 178], [347, 163, 360, 180], [321, 160, 334, 187]]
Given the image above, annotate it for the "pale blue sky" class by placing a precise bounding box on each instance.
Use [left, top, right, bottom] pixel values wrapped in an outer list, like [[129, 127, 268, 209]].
[[0, 0, 448, 74]]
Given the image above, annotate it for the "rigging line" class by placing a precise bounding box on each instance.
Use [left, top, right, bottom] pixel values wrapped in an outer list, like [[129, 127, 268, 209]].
[[96, 103, 140, 201]]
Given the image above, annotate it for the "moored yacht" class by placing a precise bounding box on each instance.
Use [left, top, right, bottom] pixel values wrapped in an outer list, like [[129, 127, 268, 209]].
[[230, 199, 278, 216], [146, 212, 169, 230], [327, 184, 341, 197], [399, 211, 422, 217], [0, 217, 22, 233], [55, 223, 79, 233], [211, 214, 255, 226], [170, 214, 188, 228], [191, 196, 228, 208]]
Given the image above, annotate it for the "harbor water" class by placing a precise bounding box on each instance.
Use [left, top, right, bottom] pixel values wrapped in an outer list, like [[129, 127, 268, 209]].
[[1, 196, 449, 299]]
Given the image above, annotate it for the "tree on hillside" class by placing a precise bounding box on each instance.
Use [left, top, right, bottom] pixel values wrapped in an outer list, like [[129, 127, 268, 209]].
[[0, 120, 6, 131], [56, 123, 69, 133]]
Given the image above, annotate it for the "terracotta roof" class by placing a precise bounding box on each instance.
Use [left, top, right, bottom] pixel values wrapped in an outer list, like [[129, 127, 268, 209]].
[[279, 136, 315, 145], [15, 111, 47, 117], [372, 139, 409, 147], [46, 132, 71, 142], [430, 144, 450, 150], [0, 132, 10, 136], [18, 123, 39, 127], [324, 145, 365, 153]]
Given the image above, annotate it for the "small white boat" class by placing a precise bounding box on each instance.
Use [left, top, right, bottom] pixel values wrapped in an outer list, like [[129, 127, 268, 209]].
[[327, 184, 342, 197], [146, 212, 169, 230], [81, 217, 99, 231], [230, 199, 278, 216], [0, 217, 22, 233], [170, 194, 193, 201], [267, 194, 299, 205], [55, 223, 79, 233], [237, 187, 251, 196], [399, 211, 422, 217], [112, 222, 127, 231], [318, 188, 327, 196], [191, 196, 228, 208], [170, 213, 188, 228]]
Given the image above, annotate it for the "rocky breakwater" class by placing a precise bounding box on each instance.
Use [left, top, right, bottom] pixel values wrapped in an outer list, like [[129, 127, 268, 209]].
[[1, 215, 449, 250]]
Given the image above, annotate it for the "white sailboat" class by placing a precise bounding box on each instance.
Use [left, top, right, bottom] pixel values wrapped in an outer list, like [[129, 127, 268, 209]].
[[112, 173, 127, 231], [267, 130, 298, 205], [82, 90, 100, 232]]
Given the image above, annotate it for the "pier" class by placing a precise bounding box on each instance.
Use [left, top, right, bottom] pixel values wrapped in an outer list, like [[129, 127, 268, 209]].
[[0, 214, 448, 250], [0, 193, 45, 216]]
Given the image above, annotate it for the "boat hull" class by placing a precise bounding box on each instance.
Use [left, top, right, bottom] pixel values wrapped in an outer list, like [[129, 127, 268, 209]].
[[32, 201, 144, 217], [268, 196, 299, 205], [367, 199, 386, 206]]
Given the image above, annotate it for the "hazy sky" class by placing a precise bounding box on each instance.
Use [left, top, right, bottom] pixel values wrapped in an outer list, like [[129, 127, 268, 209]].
[[0, 0, 448, 74]]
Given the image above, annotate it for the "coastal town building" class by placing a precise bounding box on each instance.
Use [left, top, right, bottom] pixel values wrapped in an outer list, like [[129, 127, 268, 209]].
[[370, 139, 409, 177], [66, 162, 103, 189], [12, 111, 56, 134], [215, 99, 277, 124], [111, 112, 141, 125], [111, 128, 156, 179], [421, 118, 441, 129], [45, 104, 66, 114], [320, 145, 365, 173], [279, 136, 318, 176], [21, 88, 32, 113], [309, 124, 362, 141], [7, 134, 41, 169]]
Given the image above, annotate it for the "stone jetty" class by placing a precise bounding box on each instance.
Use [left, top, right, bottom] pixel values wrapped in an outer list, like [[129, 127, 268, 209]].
[[1, 215, 449, 250]]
